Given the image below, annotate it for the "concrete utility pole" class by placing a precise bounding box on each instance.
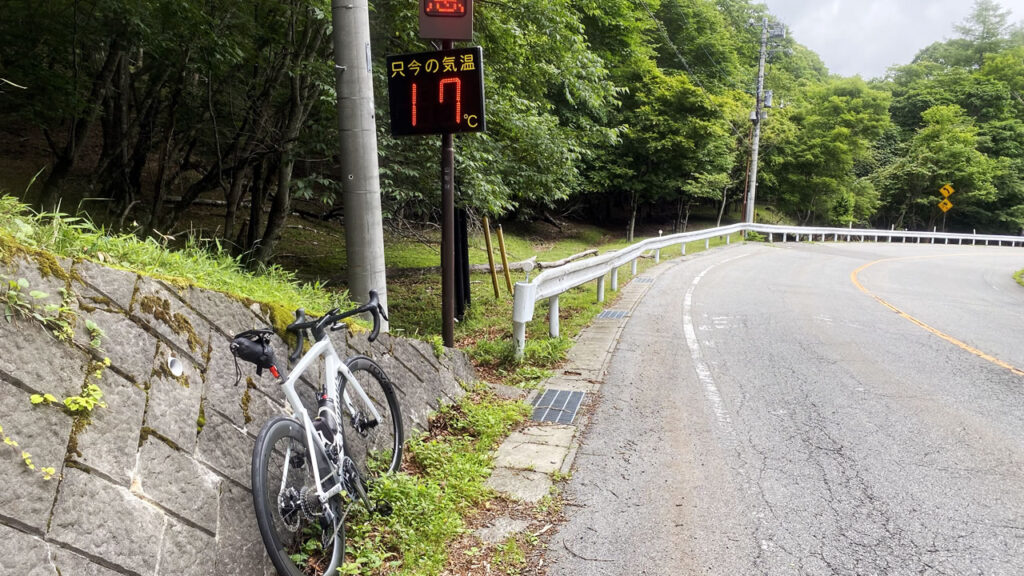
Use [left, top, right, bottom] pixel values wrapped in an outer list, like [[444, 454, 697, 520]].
[[332, 0, 389, 329], [744, 17, 769, 225]]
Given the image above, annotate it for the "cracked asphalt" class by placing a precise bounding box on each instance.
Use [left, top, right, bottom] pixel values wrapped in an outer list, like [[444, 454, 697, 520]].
[[543, 242, 1024, 575]]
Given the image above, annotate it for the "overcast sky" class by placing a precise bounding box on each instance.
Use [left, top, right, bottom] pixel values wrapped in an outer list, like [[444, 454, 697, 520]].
[[762, 0, 1024, 79]]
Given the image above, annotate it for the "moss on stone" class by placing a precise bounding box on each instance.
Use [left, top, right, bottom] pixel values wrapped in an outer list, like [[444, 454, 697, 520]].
[[138, 427, 182, 451], [139, 294, 202, 353], [65, 416, 90, 460], [34, 250, 69, 282], [240, 384, 253, 425], [196, 400, 207, 434], [0, 232, 70, 283]]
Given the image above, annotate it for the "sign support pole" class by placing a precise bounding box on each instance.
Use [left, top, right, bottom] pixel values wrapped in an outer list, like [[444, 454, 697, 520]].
[[441, 40, 456, 347]]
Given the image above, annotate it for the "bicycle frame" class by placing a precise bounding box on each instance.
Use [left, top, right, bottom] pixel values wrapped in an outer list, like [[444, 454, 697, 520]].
[[278, 337, 384, 505]]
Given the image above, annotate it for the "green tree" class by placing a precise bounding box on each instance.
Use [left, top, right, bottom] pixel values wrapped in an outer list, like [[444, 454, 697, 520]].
[[762, 77, 890, 225], [875, 105, 1000, 230]]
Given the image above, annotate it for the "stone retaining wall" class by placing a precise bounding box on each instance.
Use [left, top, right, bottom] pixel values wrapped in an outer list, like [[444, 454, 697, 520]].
[[0, 253, 471, 576]]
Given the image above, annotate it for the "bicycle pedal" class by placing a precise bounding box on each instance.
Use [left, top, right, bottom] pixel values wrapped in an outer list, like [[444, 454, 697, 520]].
[[373, 501, 393, 517]]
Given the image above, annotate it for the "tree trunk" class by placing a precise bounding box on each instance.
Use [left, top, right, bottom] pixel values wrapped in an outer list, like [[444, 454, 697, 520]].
[[675, 196, 684, 233], [627, 192, 637, 242], [146, 67, 187, 236], [717, 184, 729, 227], [38, 38, 123, 209], [223, 171, 247, 244]]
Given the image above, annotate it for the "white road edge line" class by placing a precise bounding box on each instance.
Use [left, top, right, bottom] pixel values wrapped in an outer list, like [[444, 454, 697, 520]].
[[682, 253, 750, 431]]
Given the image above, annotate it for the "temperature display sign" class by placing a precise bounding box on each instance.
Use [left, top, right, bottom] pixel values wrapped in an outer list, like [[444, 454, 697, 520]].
[[419, 0, 473, 40], [386, 47, 486, 137]]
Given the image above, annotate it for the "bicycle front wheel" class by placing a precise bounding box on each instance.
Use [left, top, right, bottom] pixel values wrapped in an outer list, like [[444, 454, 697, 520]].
[[340, 355, 404, 477], [252, 416, 343, 576]]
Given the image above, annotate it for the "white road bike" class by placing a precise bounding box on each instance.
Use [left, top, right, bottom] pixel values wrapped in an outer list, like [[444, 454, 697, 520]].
[[230, 290, 402, 576]]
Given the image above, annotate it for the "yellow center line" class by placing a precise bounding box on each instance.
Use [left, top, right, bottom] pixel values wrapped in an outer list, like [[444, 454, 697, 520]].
[[850, 255, 1024, 378]]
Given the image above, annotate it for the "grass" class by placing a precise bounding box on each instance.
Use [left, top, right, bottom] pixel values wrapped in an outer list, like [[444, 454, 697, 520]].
[[1015, 269, 1024, 288], [338, 388, 531, 575], [0, 194, 350, 319], [387, 227, 745, 383]]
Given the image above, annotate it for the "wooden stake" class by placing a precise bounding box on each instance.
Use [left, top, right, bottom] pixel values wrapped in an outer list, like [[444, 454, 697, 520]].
[[482, 216, 500, 299], [496, 224, 513, 294]]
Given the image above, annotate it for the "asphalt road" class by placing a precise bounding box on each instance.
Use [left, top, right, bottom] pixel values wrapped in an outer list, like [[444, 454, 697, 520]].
[[543, 242, 1024, 576]]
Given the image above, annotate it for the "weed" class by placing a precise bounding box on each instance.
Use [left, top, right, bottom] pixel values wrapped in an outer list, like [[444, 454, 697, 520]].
[[336, 392, 530, 575], [430, 334, 444, 359], [550, 470, 572, 482], [492, 536, 526, 575], [0, 423, 57, 480], [1, 277, 75, 341], [29, 393, 57, 405]]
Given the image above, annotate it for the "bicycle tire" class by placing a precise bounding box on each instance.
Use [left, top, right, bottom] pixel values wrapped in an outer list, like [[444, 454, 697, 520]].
[[339, 355, 404, 477], [252, 416, 344, 576]]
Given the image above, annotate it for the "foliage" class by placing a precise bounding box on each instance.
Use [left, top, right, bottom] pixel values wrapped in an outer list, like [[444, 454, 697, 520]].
[[0, 195, 349, 316], [1, 422, 57, 481], [874, 0, 1024, 233], [1, 276, 75, 342], [339, 391, 530, 575]]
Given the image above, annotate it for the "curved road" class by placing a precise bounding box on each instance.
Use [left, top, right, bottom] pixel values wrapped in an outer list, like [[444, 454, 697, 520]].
[[543, 242, 1024, 575]]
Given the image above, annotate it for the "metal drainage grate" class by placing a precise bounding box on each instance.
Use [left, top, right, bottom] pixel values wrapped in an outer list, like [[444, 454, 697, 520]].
[[597, 309, 628, 319], [531, 389, 585, 424], [634, 277, 654, 284]]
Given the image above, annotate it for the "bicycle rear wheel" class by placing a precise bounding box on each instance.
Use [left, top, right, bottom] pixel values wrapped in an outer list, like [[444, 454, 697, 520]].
[[339, 355, 404, 478], [252, 416, 343, 576]]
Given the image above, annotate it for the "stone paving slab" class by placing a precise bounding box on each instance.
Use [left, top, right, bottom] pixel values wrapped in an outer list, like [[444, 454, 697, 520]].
[[215, 481, 270, 576], [136, 437, 221, 533], [0, 378, 73, 534], [475, 516, 532, 544], [158, 519, 218, 576], [73, 370, 147, 485], [494, 441, 568, 474], [0, 315, 90, 399], [505, 425, 575, 448], [485, 468, 553, 503], [73, 260, 138, 312], [543, 373, 599, 393], [49, 467, 164, 576], [145, 342, 204, 452], [0, 523, 54, 576]]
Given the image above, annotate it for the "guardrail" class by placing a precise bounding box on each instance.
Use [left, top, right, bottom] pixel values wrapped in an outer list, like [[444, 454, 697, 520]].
[[511, 222, 1024, 356]]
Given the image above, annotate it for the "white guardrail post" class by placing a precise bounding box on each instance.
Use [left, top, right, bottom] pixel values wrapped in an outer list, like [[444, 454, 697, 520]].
[[548, 295, 559, 338], [510, 223, 1024, 357]]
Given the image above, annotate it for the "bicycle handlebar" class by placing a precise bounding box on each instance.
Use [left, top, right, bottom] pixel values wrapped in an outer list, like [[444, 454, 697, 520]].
[[285, 290, 387, 363]]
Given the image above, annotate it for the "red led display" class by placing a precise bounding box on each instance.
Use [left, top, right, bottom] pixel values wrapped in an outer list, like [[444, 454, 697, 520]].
[[419, 0, 473, 40], [424, 0, 466, 16], [386, 47, 486, 136]]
